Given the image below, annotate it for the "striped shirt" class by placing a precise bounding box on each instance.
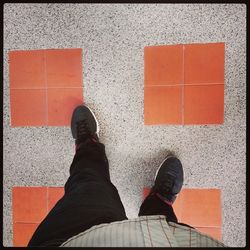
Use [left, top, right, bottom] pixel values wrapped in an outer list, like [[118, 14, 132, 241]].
[[60, 215, 227, 247]]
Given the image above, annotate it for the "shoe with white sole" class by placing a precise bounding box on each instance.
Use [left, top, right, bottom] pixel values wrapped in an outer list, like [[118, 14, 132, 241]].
[[151, 155, 184, 204], [71, 104, 99, 145]]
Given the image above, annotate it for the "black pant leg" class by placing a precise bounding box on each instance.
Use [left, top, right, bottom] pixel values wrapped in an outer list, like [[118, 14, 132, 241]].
[[138, 193, 178, 222], [28, 140, 127, 247], [139, 193, 195, 229]]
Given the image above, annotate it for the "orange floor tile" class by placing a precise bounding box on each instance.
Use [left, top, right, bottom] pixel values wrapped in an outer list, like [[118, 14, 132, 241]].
[[180, 189, 221, 228], [144, 43, 224, 125], [12, 186, 64, 246], [184, 43, 224, 84], [143, 187, 222, 240], [47, 88, 83, 126], [13, 223, 39, 247], [144, 45, 183, 85], [184, 84, 224, 124], [144, 86, 182, 124], [48, 187, 64, 211], [12, 187, 48, 223], [9, 49, 83, 127], [9, 50, 46, 89], [46, 49, 83, 88], [10, 89, 47, 127]]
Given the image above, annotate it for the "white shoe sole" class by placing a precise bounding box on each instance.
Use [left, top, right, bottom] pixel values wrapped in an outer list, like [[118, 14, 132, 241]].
[[154, 155, 175, 181], [84, 104, 100, 137]]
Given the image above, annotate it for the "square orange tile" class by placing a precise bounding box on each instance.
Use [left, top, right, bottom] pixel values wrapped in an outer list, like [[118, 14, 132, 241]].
[[48, 187, 64, 211], [9, 48, 83, 127], [144, 86, 182, 125], [10, 89, 46, 127], [9, 50, 45, 89], [47, 88, 83, 126], [13, 223, 39, 247], [184, 84, 224, 124], [196, 227, 221, 241], [144, 45, 183, 85], [184, 43, 224, 84], [180, 189, 221, 227], [46, 49, 83, 87], [144, 43, 224, 125], [12, 187, 48, 223]]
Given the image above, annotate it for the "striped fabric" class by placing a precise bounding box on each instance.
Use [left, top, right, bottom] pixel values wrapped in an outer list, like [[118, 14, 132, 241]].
[[60, 215, 226, 247]]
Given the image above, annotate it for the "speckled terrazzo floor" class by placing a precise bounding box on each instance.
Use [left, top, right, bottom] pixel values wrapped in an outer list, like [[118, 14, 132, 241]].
[[3, 3, 246, 247]]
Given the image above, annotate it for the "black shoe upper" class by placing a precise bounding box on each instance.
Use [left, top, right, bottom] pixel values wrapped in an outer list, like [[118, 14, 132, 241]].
[[71, 105, 98, 145], [151, 156, 184, 204]]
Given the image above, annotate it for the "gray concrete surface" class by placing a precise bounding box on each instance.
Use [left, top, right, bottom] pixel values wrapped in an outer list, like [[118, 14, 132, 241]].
[[3, 3, 246, 247]]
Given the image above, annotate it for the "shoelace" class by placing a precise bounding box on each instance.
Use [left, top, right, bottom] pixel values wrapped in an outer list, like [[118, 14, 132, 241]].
[[76, 119, 92, 139], [156, 174, 175, 195]]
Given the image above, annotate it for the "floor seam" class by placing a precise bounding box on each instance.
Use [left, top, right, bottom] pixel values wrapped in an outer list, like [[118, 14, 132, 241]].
[[44, 50, 48, 126], [182, 44, 185, 126]]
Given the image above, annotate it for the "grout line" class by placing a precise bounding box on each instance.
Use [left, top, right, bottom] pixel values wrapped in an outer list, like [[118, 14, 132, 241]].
[[10, 86, 84, 90], [145, 84, 182, 87], [144, 83, 224, 87], [183, 83, 224, 86], [181, 45, 185, 126], [44, 50, 48, 125]]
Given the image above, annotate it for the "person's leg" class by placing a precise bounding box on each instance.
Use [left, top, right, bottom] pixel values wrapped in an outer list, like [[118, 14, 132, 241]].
[[138, 155, 195, 229], [138, 155, 182, 223], [28, 106, 127, 247], [139, 192, 178, 222]]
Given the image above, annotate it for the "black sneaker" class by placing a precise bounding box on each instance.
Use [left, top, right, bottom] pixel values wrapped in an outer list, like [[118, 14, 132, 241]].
[[151, 155, 184, 204], [71, 104, 99, 145]]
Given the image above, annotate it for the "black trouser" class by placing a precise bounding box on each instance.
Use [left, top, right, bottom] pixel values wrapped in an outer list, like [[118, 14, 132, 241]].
[[28, 139, 182, 247]]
